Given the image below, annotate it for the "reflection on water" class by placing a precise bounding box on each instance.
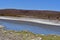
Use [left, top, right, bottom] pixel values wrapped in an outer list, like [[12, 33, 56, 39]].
[[0, 19, 60, 35]]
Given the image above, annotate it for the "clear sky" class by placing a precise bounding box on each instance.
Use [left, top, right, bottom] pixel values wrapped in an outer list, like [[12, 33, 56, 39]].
[[0, 0, 60, 11]]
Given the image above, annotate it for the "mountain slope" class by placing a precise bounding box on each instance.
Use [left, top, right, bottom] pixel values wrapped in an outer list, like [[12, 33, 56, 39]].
[[0, 9, 60, 20]]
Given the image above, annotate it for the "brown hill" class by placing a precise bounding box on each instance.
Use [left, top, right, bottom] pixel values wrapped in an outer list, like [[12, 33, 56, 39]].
[[0, 9, 60, 20]]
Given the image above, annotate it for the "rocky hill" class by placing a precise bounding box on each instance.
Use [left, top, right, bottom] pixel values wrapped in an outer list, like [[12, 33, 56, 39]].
[[0, 9, 60, 20]]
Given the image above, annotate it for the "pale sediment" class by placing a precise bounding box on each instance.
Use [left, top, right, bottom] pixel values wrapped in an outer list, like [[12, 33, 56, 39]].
[[0, 16, 60, 26]]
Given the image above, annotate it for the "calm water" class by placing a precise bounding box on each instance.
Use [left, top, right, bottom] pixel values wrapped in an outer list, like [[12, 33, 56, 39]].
[[0, 19, 60, 35]]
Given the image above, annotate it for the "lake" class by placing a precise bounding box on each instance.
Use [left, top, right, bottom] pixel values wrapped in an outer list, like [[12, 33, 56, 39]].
[[0, 19, 60, 35]]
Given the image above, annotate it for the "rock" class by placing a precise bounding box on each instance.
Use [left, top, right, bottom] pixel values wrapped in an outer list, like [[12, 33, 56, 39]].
[[0, 25, 4, 28], [0, 25, 5, 30]]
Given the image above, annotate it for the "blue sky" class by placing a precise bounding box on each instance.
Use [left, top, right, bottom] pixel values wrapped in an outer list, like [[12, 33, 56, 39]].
[[0, 0, 60, 11]]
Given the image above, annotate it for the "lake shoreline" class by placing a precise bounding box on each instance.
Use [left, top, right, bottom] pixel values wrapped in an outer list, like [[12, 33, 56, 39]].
[[0, 16, 60, 26], [0, 26, 60, 40]]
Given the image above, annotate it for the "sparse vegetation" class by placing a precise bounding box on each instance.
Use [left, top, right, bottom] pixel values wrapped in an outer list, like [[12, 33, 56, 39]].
[[0, 9, 60, 20], [0, 27, 60, 40]]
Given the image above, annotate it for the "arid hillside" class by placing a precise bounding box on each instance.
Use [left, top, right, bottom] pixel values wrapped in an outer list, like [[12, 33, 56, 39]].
[[0, 9, 60, 20]]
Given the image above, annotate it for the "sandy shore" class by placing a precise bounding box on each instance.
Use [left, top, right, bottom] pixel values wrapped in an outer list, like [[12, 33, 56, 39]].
[[0, 16, 60, 26]]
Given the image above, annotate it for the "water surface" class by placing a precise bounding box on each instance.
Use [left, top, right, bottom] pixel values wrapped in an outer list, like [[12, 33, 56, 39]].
[[0, 19, 60, 35]]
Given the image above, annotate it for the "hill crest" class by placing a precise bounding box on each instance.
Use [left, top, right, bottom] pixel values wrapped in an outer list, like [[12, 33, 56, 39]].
[[0, 9, 60, 20]]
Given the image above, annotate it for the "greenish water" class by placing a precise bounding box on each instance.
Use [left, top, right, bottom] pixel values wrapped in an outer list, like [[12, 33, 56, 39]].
[[0, 19, 60, 35]]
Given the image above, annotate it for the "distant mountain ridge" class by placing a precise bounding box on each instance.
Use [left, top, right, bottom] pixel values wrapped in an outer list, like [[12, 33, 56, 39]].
[[0, 9, 60, 20]]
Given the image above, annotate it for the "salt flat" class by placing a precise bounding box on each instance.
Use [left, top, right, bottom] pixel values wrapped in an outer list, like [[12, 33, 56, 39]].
[[0, 16, 60, 26]]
